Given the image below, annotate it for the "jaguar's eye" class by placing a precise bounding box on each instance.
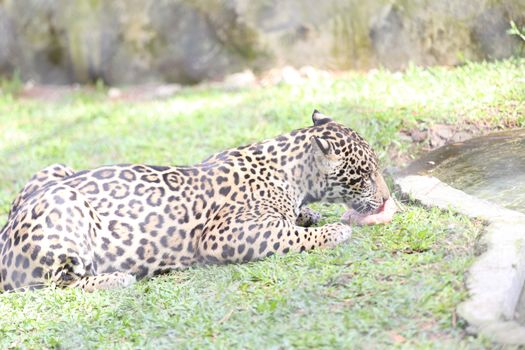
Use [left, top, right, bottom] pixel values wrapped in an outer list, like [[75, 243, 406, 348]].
[[363, 173, 374, 187]]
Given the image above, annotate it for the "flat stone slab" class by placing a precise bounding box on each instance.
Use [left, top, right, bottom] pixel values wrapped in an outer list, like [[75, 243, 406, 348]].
[[395, 175, 525, 344]]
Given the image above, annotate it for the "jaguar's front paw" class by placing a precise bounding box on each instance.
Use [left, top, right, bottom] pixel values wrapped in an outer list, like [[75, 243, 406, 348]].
[[296, 207, 322, 227], [324, 223, 352, 247]]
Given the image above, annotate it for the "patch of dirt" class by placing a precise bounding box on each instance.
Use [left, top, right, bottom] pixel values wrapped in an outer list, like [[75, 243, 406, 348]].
[[403, 121, 493, 148], [18, 84, 92, 101], [389, 120, 509, 166], [17, 83, 183, 102], [13, 66, 335, 102], [106, 84, 182, 101]]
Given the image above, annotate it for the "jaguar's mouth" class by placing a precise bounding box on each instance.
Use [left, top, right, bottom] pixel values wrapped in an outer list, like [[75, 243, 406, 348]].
[[373, 200, 387, 214], [341, 197, 397, 226], [347, 201, 382, 216]]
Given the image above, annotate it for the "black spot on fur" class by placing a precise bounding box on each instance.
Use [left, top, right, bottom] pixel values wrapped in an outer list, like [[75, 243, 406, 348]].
[[32, 267, 43, 278], [243, 248, 254, 262], [219, 186, 231, 196], [147, 165, 170, 172]]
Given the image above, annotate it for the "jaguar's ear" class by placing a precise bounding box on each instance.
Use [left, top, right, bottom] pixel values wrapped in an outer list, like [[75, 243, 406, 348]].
[[310, 136, 340, 173], [311, 109, 332, 126]]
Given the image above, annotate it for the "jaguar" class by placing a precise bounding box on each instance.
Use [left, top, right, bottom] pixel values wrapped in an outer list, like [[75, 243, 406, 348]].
[[0, 110, 390, 292]]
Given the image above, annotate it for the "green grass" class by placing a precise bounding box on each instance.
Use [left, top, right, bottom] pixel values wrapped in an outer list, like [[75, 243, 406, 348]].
[[1, 59, 524, 349]]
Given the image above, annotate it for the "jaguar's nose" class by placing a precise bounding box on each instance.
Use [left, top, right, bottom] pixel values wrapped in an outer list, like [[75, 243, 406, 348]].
[[350, 201, 361, 211]]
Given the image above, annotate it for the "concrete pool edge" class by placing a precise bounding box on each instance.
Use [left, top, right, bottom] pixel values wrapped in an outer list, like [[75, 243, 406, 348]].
[[394, 175, 525, 344]]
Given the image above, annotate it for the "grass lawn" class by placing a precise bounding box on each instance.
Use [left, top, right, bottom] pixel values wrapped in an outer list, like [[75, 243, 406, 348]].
[[0, 59, 524, 349]]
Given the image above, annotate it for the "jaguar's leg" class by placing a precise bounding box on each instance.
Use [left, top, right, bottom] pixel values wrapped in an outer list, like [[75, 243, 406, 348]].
[[68, 272, 136, 292], [1, 165, 77, 290], [0, 185, 109, 292], [295, 207, 322, 227], [197, 209, 351, 264]]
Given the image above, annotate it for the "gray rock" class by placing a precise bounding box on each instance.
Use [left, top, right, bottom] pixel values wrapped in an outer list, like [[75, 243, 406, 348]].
[[222, 70, 256, 89], [472, 6, 519, 60], [0, 0, 523, 84], [409, 129, 428, 143], [0, 7, 15, 75], [432, 124, 453, 140], [370, 5, 414, 70]]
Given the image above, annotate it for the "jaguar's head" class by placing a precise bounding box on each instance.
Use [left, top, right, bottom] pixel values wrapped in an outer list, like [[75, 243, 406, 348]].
[[309, 110, 390, 215]]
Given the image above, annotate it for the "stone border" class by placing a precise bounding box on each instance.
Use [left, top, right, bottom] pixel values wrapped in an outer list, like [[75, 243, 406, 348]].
[[394, 175, 525, 344]]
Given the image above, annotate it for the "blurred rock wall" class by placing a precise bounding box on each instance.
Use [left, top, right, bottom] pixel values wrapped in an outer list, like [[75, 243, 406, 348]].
[[0, 0, 523, 85]]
